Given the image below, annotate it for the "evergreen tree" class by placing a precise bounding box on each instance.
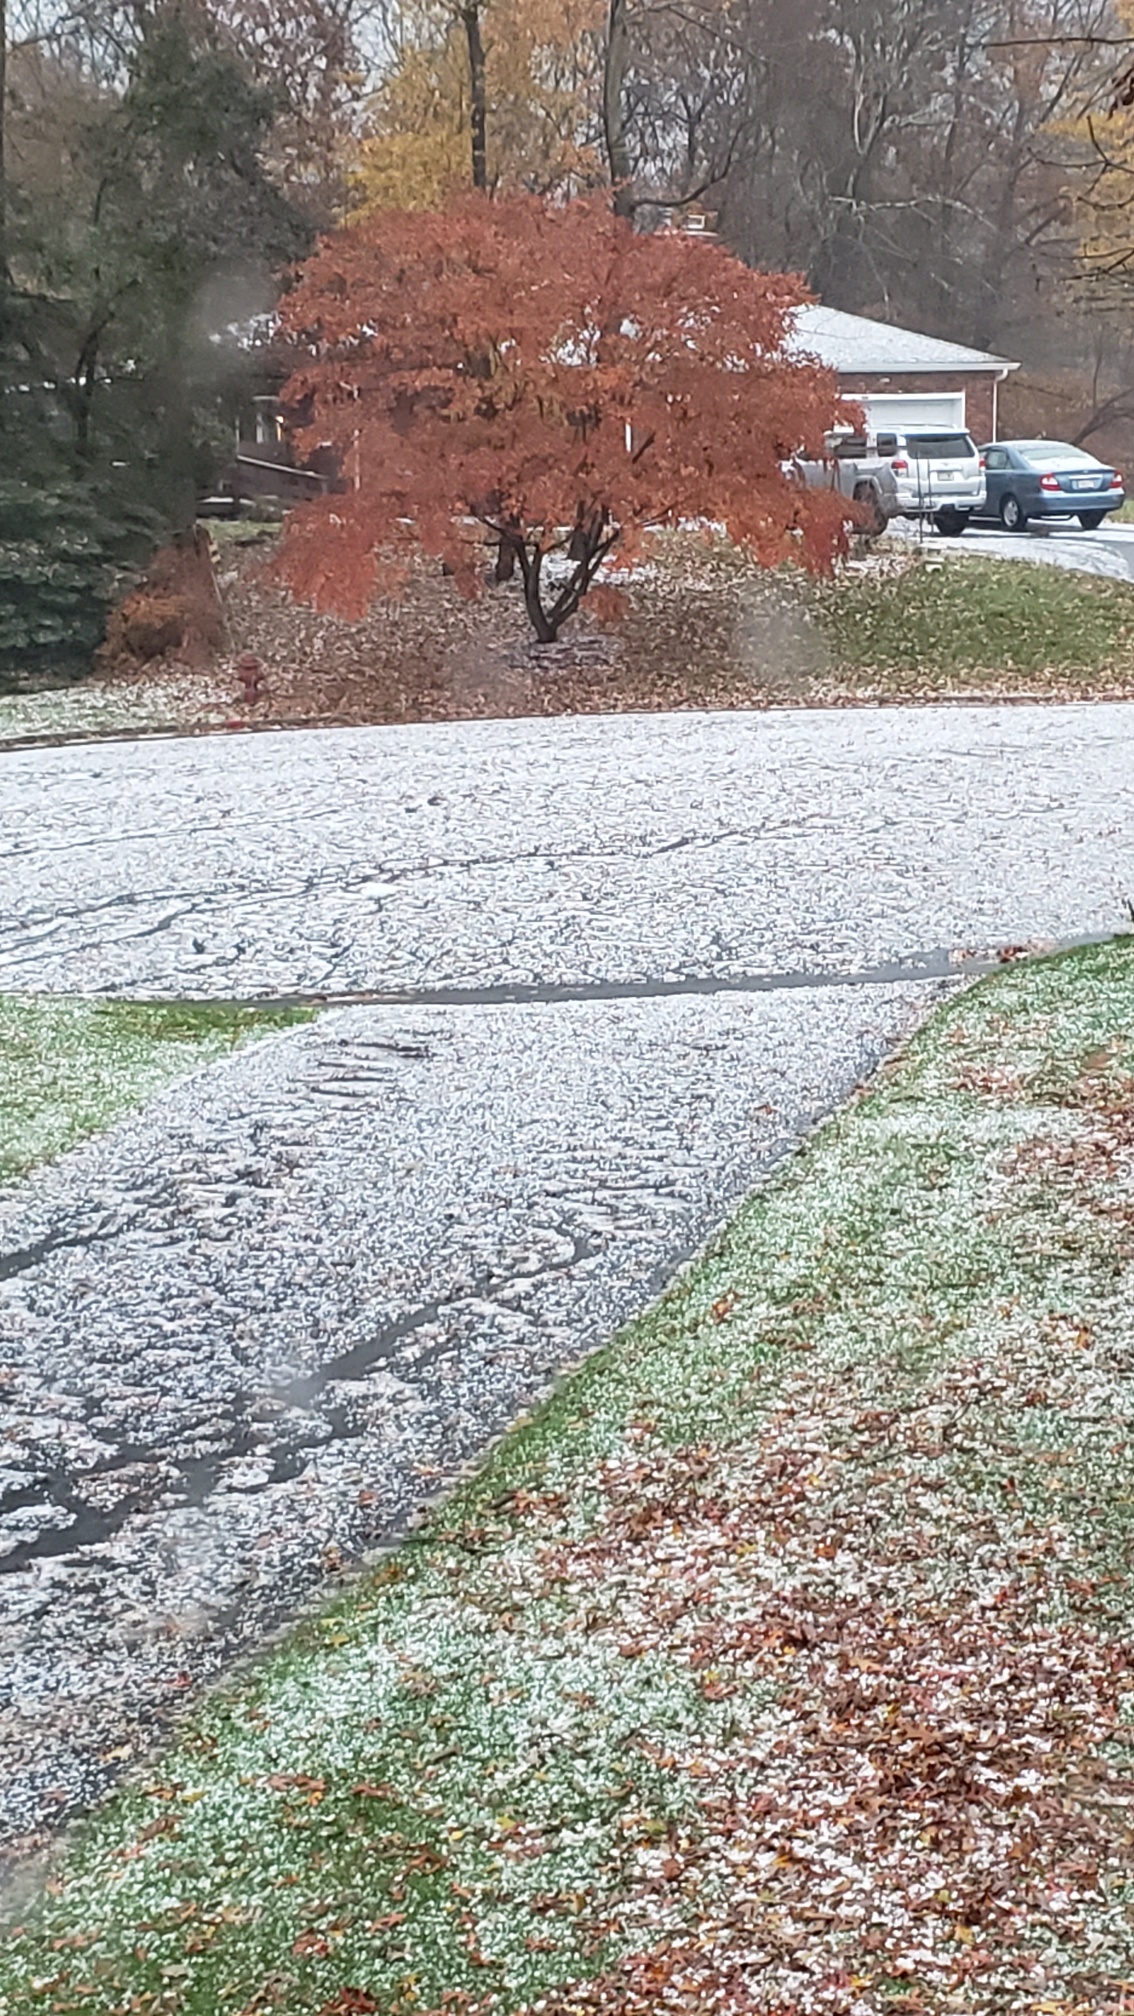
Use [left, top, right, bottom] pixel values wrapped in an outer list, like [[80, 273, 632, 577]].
[[0, 3, 310, 682]]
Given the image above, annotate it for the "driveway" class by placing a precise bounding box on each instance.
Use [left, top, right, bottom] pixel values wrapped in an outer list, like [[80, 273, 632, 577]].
[[2, 703, 1133, 1863], [895, 514, 1134, 581]]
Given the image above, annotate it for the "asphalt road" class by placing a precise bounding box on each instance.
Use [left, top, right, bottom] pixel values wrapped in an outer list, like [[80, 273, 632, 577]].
[[2, 704, 1133, 998], [2, 702, 1133, 1863], [896, 513, 1134, 580]]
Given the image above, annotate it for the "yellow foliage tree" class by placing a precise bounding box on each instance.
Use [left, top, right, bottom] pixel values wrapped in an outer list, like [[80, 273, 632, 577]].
[[351, 0, 605, 212], [1060, 0, 1134, 296], [353, 33, 470, 211]]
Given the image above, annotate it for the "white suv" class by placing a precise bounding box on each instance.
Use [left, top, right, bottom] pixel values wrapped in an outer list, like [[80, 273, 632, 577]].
[[877, 429, 987, 536]]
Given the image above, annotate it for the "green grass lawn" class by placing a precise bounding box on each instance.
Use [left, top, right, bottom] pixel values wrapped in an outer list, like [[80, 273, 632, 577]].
[[810, 549, 1134, 695], [205, 518, 282, 546], [0, 996, 312, 1183], [6, 942, 1134, 2014]]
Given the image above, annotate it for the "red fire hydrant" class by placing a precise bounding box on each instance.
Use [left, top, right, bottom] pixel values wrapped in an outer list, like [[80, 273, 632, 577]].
[[236, 653, 266, 705]]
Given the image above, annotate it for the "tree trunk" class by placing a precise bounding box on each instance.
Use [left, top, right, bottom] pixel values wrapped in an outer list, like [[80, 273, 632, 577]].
[[75, 332, 99, 459], [462, 1, 487, 191], [522, 548, 557, 641], [0, 0, 8, 293], [603, 0, 633, 217]]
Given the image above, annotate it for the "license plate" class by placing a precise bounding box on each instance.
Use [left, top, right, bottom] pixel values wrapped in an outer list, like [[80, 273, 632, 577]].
[[937, 469, 958, 480], [1072, 478, 1095, 490]]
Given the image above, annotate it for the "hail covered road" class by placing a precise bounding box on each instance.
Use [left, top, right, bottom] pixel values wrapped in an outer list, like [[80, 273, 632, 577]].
[[2, 702, 1133, 1863]]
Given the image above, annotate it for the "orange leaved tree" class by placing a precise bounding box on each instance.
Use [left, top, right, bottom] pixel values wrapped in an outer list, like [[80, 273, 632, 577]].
[[276, 194, 846, 643]]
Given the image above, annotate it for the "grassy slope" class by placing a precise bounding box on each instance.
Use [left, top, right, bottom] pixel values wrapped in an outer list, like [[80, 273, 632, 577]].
[[0, 997, 312, 1184], [3, 541, 1134, 742], [5, 943, 1134, 2015], [809, 550, 1134, 696]]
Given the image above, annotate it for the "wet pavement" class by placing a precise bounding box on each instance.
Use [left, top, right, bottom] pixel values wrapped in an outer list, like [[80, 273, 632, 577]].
[[0, 988, 932, 1856], [2, 703, 1133, 1863]]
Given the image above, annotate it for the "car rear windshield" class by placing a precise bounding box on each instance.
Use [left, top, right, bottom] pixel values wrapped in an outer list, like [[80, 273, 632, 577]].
[[903, 433, 976, 460], [1015, 441, 1100, 468]]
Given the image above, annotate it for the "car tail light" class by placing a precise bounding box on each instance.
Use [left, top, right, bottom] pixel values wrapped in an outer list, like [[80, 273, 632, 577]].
[[1039, 472, 1061, 492], [1111, 472, 1124, 489], [979, 455, 987, 470], [891, 458, 909, 474]]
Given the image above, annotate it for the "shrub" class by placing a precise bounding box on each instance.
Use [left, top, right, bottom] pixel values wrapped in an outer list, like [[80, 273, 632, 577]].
[[0, 476, 163, 687]]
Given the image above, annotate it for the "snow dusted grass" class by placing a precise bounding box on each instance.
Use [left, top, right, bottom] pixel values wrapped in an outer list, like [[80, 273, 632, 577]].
[[5, 943, 1134, 2013], [0, 671, 233, 744], [0, 997, 312, 1183]]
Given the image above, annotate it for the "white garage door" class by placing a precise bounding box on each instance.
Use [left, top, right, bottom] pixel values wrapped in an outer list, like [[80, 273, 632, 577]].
[[857, 391, 967, 433]]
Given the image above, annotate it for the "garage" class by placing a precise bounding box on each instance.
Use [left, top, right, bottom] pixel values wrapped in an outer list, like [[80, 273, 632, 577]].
[[789, 305, 1018, 445], [857, 391, 967, 434]]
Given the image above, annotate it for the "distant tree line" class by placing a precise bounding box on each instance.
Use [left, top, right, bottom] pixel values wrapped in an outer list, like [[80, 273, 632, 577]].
[[360, 0, 1128, 349]]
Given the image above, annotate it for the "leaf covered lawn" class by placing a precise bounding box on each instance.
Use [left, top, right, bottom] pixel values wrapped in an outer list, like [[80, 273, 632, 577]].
[[4, 944, 1134, 2014], [8, 538, 1134, 746]]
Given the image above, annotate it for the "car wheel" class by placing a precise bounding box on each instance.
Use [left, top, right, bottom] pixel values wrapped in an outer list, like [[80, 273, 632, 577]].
[[934, 510, 967, 536], [1078, 511, 1107, 530], [852, 483, 887, 538], [1000, 495, 1027, 531]]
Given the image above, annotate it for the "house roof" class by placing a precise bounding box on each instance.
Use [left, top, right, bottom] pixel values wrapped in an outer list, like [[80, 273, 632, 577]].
[[789, 304, 1018, 377]]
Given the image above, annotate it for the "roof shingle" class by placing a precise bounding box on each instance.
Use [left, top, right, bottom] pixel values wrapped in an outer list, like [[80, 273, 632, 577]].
[[790, 304, 1017, 375]]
